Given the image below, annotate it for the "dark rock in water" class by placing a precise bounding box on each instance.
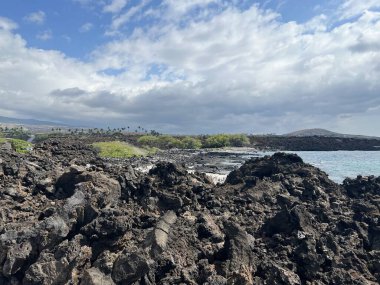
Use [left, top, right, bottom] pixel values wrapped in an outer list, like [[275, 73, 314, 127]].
[[1, 144, 380, 284]]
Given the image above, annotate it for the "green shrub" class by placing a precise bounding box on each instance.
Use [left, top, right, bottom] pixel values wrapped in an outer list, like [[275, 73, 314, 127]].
[[138, 134, 249, 149], [202, 134, 250, 148], [157, 135, 184, 149], [137, 135, 159, 147], [228, 134, 250, 147], [138, 135, 184, 149], [203, 134, 231, 148], [181, 137, 202, 149]]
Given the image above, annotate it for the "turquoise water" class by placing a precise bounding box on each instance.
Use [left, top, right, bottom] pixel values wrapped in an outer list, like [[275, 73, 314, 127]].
[[257, 151, 380, 183]]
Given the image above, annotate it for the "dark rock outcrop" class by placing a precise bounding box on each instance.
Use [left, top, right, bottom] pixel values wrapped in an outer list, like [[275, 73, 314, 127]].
[[251, 135, 380, 151], [1, 142, 379, 284]]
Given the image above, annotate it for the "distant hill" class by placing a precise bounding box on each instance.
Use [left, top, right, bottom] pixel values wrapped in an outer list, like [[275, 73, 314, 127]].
[[0, 115, 76, 133], [0, 116, 66, 126], [284, 128, 380, 140]]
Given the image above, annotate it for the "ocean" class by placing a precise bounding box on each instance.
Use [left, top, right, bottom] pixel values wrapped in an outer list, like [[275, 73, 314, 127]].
[[257, 151, 380, 183]]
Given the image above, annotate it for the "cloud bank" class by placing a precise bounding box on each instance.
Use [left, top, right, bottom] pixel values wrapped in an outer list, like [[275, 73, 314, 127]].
[[1, 1, 380, 135]]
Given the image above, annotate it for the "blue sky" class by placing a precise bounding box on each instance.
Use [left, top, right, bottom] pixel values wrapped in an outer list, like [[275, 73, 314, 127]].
[[0, 0, 324, 59], [1, 0, 380, 135]]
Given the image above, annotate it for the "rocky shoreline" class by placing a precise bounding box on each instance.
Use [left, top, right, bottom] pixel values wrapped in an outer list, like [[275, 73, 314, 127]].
[[251, 136, 380, 151], [1, 140, 380, 284]]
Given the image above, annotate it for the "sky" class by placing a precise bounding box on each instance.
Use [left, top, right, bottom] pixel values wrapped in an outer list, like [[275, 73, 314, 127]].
[[0, 0, 380, 135]]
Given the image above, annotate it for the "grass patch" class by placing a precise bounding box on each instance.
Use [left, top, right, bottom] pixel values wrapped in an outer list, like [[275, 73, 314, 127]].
[[0, 138, 33, 153], [92, 141, 154, 158]]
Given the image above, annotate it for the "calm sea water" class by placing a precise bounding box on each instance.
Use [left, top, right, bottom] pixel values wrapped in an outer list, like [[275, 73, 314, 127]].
[[257, 151, 380, 183]]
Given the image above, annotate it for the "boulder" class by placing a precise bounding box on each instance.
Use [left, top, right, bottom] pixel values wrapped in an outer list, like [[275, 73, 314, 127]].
[[82, 268, 115, 285], [112, 252, 151, 284], [197, 214, 224, 242]]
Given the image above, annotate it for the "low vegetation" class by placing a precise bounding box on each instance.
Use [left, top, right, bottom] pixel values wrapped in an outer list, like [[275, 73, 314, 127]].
[[92, 141, 155, 158], [138, 134, 250, 149], [204, 134, 250, 148], [181, 136, 203, 149], [0, 138, 33, 153], [11, 139, 33, 153], [203, 134, 232, 148], [30, 126, 250, 151], [138, 135, 202, 149], [137, 135, 159, 147], [137, 135, 189, 149], [228, 134, 251, 147]]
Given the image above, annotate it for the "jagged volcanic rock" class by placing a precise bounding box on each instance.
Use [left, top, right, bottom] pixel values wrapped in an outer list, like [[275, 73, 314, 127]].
[[1, 142, 379, 284]]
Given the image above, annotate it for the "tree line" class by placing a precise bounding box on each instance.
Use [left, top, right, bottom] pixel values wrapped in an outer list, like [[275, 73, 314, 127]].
[[0, 126, 31, 140]]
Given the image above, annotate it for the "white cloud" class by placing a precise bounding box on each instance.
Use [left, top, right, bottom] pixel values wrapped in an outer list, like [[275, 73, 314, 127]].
[[105, 0, 221, 36], [0, 26, 110, 123], [337, 0, 380, 20], [0, 17, 18, 31], [106, 0, 150, 35], [36, 30, 52, 40], [103, 0, 129, 13], [79, 22, 94, 33], [163, 0, 219, 16], [85, 4, 380, 134], [1, 2, 380, 135], [24, 11, 46, 25]]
